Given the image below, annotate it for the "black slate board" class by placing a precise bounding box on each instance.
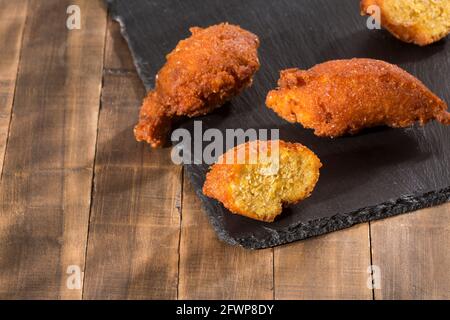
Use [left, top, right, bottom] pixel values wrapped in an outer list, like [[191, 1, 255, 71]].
[[106, 0, 450, 249]]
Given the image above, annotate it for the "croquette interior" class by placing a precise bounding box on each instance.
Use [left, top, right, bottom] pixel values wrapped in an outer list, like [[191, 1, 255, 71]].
[[384, 0, 450, 40], [230, 145, 321, 221]]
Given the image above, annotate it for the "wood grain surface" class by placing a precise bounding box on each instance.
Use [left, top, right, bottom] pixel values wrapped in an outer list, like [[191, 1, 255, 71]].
[[371, 203, 450, 300], [0, 0, 107, 299], [0, 0, 449, 300], [179, 176, 274, 300], [0, 0, 28, 177], [274, 224, 373, 300], [82, 21, 181, 298]]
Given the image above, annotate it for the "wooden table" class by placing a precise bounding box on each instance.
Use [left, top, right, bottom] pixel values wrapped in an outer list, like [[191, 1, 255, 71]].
[[1, 0, 449, 300]]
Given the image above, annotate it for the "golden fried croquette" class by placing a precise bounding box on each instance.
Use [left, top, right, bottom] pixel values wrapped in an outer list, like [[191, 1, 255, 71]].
[[134, 23, 260, 147], [203, 141, 322, 222], [361, 0, 450, 46], [266, 58, 450, 138]]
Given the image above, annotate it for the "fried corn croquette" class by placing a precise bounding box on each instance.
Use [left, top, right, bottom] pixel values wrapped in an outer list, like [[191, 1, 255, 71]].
[[203, 141, 322, 222], [266, 58, 450, 138], [361, 0, 450, 46], [134, 23, 260, 147]]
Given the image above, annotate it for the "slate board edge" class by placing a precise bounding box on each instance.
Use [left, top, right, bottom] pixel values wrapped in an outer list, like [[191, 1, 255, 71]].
[[107, 2, 450, 249], [107, 0, 153, 90], [187, 166, 450, 249]]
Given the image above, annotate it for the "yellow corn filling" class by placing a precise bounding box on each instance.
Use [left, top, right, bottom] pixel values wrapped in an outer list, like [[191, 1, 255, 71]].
[[230, 147, 318, 219], [384, 0, 450, 40]]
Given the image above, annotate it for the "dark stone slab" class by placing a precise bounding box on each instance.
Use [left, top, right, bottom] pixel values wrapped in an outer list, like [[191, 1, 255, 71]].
[[106, 0, 450, 249]]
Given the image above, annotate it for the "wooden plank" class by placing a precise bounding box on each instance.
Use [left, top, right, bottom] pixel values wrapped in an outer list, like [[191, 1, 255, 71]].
[[274, 224, 373, 299], [178, 176, 274, 300], [371, 203, 450, 300], [0, 0, 107, 299], [82, 18, 181, 299], [0, 0, 28, 177], [104, 18, 136, 71]]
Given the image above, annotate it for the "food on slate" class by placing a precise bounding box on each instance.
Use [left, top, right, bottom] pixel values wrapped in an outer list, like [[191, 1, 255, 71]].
[[360, 0, 450, 46], [134, 23, 260, 147], [203, 140, 322, 222], [266, 58, 450, 137]]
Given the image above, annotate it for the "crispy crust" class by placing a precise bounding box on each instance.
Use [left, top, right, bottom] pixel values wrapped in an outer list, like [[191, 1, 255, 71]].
[[134, 23, 260, 147], [361, 0, 450, 46], [202, 140, 322, 222], [266, 58, 450, 137]]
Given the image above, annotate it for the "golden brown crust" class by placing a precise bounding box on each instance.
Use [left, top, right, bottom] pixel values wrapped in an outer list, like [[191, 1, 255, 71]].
[[134, 23, 260, 147], [266, 58, 450, 137], [202, 159, 242, 215], [361, 0, 450, 46], [203, 140, 322, 222]]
